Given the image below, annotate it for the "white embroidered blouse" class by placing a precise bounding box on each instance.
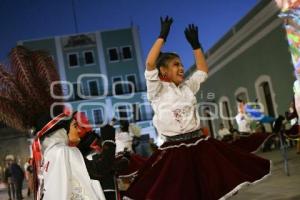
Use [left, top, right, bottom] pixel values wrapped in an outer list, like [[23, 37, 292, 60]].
[[145, 68, 208, 136]]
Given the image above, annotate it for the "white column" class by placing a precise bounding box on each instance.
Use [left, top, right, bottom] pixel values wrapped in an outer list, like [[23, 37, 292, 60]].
[[132, 26, 146, 91], [55, 36, 68, 96], [95, 31, 108, 76], [105, 97, 114, 121]]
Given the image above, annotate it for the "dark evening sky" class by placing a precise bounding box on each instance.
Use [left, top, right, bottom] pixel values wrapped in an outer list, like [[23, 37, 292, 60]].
[[0, 0, 259, 69]]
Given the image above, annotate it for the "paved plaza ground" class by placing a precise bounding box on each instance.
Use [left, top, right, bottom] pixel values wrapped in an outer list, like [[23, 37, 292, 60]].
[[0, 148, 299, 200]]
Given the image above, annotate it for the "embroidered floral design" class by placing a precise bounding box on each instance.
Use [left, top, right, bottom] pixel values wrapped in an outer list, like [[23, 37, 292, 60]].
[[172, 106, 192, 128]]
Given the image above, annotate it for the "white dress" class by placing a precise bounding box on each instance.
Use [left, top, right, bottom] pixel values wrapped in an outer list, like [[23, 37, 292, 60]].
[[40, 128, 106, 200]]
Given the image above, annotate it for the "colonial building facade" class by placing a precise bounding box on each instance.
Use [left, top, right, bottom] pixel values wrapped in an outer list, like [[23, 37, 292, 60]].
[[19, 27, 156, 138], [187, 0, 294, 136]]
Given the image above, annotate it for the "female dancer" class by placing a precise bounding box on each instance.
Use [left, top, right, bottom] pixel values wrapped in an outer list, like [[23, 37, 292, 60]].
[[125, 17, 271, 200]]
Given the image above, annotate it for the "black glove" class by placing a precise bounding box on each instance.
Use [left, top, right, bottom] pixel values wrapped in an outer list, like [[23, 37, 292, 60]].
[[158, 16, 173, 41], [184, 24, 201, 50], [77, 131, 99, 157]]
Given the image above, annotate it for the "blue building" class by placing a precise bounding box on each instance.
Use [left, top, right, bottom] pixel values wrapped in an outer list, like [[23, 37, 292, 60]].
[[19, 27, 157, 139]]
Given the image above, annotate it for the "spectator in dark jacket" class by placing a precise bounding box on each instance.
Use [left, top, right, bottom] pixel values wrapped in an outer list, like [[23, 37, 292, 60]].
[[10, 160, 24, 200], [4, 161, 15, 200]]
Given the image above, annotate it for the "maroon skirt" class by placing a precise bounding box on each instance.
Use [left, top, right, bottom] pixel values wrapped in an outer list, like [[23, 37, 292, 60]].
[[231, 132, 274, 153], [125, 136, 271, 200]]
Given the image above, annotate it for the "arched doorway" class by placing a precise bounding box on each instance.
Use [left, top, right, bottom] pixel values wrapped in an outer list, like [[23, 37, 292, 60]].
[[200, 103, 217, 138], [255, 75, 278, 131], [218, 96, 234, 130], [234, 87, 249, 104], [255, 75, 278, 117]]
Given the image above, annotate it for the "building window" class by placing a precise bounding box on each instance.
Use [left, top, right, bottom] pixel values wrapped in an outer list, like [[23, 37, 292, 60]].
[[68, 53, 79, 67], [121, 46, 132, 60], [219, 97, 233, 129], [126, 74, 137, 93], [83, 51, 95, 65], [88, 80, 99, 96], [108, 48, 119, 62], [93, 109, 103, 126], [260, 81, 275, 117], [204, 107, 215, 139], [254, 76, 277, 132], [117, 105, 128, 121], [112, 77, 124, 95], [72, 82, 81, 100]]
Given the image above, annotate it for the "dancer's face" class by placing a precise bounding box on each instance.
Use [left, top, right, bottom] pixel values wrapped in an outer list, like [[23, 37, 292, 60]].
[[68, 119, 81, 145], [160, 57, 184, 86]]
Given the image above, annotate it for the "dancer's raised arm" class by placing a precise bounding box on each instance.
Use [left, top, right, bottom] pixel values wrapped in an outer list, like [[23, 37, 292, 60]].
[[184, 24, 208, 73], [146, 16, 173, 71]]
